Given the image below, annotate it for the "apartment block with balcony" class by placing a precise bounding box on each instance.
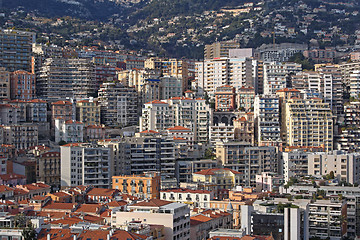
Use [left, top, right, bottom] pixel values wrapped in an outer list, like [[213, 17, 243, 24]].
[[210, 123, 234, 144], [60, 143, 113, 188], [76, 99, 101, 126], [214, 85, 236, 111], [282, 150, 310, 183], [308, 199, 347, 240], [0, 68, 10, 99], [0, 104, 21, 125], [55, 119, 84, 143], [113, 199, 190, 240], [0, 29, 35, 72], [284, 98, 333, 152], [3, 124, 38, 150], [237, 87, 255, 111], [36, 151, 61, 190], [204, 41, 240, 59], [98, 82, 138, 127], [10, 70, 35, 100], [263, 62, 301, 95], [140, 97, 211, 143], [51, 100, 73, 128], [216, 142, 279, 187], [254, 95, 281, 147], [308, 151, 360, 185], [112, 172, 161, 199], [37, 58, 96, 100], [233, 112, 254, 145]]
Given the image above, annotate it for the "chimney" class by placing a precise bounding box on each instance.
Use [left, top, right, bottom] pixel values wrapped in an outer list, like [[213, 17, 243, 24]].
[[73, 235, 77, 240], [47, 234, 51, 240]]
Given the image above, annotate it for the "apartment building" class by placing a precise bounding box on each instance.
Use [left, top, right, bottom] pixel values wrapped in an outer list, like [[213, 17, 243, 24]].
[[214, 85, 236, 111], [36, 151, 61, 190], [3, 124, 38, 150], [192, 168, 242, 192], [340, 61, 360, 97], [140, 97, 211, 143], [195, 57, 261, 97], [98, 82, 138, 127], [113, 199, 190, 240], [166, 126, 194, 146], [204, 41, 240, 59], [263, 62, 301, 95], [282, 150, 310, 183], [344, 101, 360, 126], [308, 199, 347, 240], [176, 159, 218, 183], [215, 142, 279, 186], [26, 99, 47, 122], [160, 76, 183, 100], [0, 68, 10, 99], [55, 119, 84, 143], [254, 95, 281, 147], [126, 136, 176, 182], [233, 112, 254, 144], [255, 43, 307, 62], [10, 70, 36, 100], [112, 172, 161, 199], [51, 101, 73, 128], [291, 68, 343, 116], [210, 123, 234, 144], [75, 99, 101, 126], [37, 58, 96, 100], [160, 188, 214, 208], [308, 151, 360, 184], [0, 29, 35, 72], [190, 210, 233, 240], [237, 87, 255, 111], [60, 143, 114, 188], [284, 98, 333, 151], [0, 104, 20, 125]]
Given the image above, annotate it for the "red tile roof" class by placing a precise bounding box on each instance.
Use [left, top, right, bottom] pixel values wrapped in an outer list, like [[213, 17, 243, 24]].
[[87, 188, 118, 197], [0, 173, 25, 181], [0, 185, 14, 192], [140, 130, 159, 134], [52, 100, 72, 105], [75, 204, 103, 213], [190, 214, 213, 226], [276, 88, 300, 93], [65, 120, 83, 124], [145, 100, 168, 104], [42, 202, 76, 210], [167, 126, 191, 131]]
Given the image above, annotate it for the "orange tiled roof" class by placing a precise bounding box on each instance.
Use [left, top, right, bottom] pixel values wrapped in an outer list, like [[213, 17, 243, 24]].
[[276, 88, 300, 93], [75, 204, 103, 213], [87, 188, 118, 197], [145, 100, 168, 104], [65, 120, 83, 124], [0, 173, 25, 181], [52, 100, 72, 105], [190, 214, 213, 226], [42, 202, 75, 210], [167, 126, 191, 131], [140, 130, 159, 134]]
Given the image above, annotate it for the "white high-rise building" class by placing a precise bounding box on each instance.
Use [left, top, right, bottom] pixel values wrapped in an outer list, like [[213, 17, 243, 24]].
[[60, 143, 114, 188], [263, 62, 301, 95], [140, 97, 212, 143]]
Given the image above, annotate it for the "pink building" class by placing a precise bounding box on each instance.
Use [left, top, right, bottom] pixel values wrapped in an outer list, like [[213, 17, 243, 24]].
[[10, 70, 36, 100], [215, 85, 236, 111]]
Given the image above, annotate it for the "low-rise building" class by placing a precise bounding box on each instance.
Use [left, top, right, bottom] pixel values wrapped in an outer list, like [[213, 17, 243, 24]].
[[113, 199, 190, 240], [160, 188, 214, 208], [36, 151, 61, 190]]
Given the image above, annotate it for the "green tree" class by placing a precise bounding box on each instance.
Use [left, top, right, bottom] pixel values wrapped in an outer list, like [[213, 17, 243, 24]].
[[22, 224, 37, 240]]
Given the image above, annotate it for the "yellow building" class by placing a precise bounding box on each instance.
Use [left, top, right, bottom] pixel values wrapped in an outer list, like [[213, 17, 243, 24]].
[[284, 98, 333, 151], [192, 168, 241, 192], [76, 99, 101, 126], [112, 172, 161, 199]]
